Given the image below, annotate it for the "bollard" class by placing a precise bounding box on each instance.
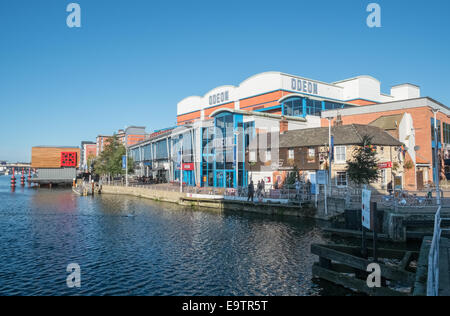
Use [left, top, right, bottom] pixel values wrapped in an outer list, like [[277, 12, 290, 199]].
[[73, 178, 76, 188], [11, 168, 16, 188], [20, 168, 25, 186]]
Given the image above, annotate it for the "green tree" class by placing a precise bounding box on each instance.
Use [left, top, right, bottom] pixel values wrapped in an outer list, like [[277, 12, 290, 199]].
[[346, 135, 380, 187], [285, 165, 300, 187], [94, 135, 134, 177]]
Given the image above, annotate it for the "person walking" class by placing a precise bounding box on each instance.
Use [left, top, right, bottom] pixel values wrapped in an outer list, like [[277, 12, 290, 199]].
[[247, 181, 255, 202], [295, 179, 300, 200], [256, 180, 261, 198], [306, 179, 312, 201], [261, 179, 265, 197]]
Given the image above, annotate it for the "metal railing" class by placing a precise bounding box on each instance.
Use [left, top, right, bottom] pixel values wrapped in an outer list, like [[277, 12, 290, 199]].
[[105, 180, 314, 203], [428, 206, 442, 296]]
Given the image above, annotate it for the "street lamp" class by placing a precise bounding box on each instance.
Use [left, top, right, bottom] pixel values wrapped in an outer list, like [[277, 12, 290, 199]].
[[433, 108, 441, 205], [234, 130, 240, 189]]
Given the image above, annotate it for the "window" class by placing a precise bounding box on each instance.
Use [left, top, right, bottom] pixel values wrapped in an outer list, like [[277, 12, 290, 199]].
[[380, 169, 387, 187], [288, 149, 295, 159], [266, 150, 271, 162], [283, 98, 303, 117], [334, 146, 346, 163], [444, 122, 450, 144], [431, 118, 442, 144], [308, 148, 316, 163], [336, 172, 348, 187], [249, 151, 256, 162]]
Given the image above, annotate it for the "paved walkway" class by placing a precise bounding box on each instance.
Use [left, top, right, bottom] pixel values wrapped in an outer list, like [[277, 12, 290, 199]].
[[440, 238, 450, 296]]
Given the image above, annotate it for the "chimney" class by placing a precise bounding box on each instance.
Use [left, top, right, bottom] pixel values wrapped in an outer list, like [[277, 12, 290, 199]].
[[280, 117, 289, 134]]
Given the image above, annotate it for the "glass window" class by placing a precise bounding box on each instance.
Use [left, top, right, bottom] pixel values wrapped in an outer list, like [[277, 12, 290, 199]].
[[308, 148, 316, 163], [431, 118, 442, 144], [380, 169, 387, 186], [336, 172, 348, 187], [266, 150, 271, 162], [288, 149, 294, 159], [283, 98, 303, 117], [334, 146, 346, 163], [249, 151, 256, 162], [443, 122, 450, 144]]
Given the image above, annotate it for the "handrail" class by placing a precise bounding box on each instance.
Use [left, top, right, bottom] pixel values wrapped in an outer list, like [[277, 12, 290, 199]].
[[427, 206, 442, 296]]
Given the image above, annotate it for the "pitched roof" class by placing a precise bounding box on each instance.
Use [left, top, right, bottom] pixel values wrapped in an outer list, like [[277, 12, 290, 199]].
[[369, 114, 404, 130], [279, 124, 403, 148]]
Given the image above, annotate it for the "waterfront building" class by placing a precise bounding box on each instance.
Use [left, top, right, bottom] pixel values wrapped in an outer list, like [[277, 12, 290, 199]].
[[246, 124, 403, 192], [321, 96, 449, 190], [96, 135, 112, 156], [31, 146, 80, 185], [129, 71, 448, 191], [97, 126, 147, 157], [80, 141, 96, 172]]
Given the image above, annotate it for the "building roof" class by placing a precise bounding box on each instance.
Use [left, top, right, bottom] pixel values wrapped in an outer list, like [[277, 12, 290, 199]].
[[369, 114, 404, 130], [279, 124, 403, 148]]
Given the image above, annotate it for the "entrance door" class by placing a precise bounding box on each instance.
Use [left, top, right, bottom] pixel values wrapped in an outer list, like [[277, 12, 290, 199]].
[[417, 170, 424, 190], [216, 171, 224, 188], [225, 171, 234, 188]]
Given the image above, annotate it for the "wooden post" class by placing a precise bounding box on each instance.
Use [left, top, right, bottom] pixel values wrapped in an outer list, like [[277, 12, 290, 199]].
[[361, 227, 368, 258]]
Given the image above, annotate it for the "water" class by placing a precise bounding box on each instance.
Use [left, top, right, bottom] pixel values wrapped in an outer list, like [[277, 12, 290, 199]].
[[0, 176, 347, 296]]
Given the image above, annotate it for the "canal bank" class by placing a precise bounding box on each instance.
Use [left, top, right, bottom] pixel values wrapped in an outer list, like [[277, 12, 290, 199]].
[[100, 184, 342, 220]]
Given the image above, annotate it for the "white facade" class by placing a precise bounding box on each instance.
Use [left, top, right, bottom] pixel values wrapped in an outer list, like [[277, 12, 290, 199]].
[[177, 72, 421, 116]]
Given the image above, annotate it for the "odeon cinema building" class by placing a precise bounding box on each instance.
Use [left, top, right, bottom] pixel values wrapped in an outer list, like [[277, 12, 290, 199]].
[[129, 71, 450, 191]]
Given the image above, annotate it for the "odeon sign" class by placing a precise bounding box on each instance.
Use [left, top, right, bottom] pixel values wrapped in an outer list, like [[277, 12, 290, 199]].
[[209, 91, 230, 106], [291, 78, 318, 95]]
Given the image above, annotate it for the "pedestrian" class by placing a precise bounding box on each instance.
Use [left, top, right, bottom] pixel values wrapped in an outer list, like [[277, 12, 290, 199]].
[[261, 179, 265, 197], [247, 181, 255, 202], [256, 180, 261, 198], [306, 179, 312, 200]]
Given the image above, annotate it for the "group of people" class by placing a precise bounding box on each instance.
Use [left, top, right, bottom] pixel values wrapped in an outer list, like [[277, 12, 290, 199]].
[[247, 179, 266, 202]]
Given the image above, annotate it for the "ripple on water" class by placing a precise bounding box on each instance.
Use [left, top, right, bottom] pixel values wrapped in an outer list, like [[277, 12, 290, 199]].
[[0, 177, 351, 296]]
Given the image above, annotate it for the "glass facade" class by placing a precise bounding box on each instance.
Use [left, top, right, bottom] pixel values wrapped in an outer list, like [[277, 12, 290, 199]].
[[200, 113, 254, 188], [282, 97, 347, 118]]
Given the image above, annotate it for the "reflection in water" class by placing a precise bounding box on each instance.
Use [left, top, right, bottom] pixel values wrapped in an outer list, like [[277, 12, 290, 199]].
[[0, 176, 349, 296]]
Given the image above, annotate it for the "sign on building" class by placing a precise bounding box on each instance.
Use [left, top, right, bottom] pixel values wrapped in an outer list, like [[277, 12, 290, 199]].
[[378, 161, 392, 169]]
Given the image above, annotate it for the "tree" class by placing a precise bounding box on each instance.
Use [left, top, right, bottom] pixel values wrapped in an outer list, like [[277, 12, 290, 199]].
[[93, 135, 134, 177], [346, 135, 380, 187], [285, 165, 300, 186]]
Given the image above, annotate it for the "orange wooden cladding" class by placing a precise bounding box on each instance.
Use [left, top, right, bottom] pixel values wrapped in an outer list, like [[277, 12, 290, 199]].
[[31, 147, 80, 168]]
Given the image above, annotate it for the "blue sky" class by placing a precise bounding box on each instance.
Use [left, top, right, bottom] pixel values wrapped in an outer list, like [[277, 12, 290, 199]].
[[1, 0, 449, 162]]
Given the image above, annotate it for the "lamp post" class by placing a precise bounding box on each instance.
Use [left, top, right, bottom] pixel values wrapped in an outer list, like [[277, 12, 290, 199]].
[[125, 148, 129, 187], [234, 130, 240, 190], [180, 136, 183, 193], [433, 109, 441, 205], [327, 117, 333, 196]]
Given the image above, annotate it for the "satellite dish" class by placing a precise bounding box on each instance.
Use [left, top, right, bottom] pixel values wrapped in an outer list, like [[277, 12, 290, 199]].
[[414, 146, 420, 151]]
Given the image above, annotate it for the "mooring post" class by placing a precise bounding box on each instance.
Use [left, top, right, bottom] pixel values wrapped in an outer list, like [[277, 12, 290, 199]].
[[361, 227, 368, 258]]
